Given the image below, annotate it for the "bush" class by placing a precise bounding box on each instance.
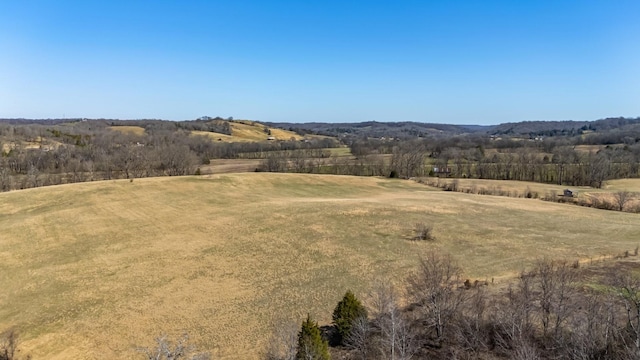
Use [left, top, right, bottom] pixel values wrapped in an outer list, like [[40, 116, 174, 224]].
[[389, 170, 398, 178], [524, 186, 537, 199], [0, 329, 18, 360], [139, 333, 210, 360], [332, 291, 368, 345], [297, 315, 330, 360], [451, 179, 459, 192], [413, 223, 435, 241]]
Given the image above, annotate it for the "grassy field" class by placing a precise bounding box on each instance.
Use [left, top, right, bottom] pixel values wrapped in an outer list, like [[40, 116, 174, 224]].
[[199, 148, 353, 173], [106, 120, 304, 143], [1, 174, 639, 359], [425, 177, 640, 209], [192, 121, 303, 143], [200, 159, 263, 173], [424, 178, 587, 197]]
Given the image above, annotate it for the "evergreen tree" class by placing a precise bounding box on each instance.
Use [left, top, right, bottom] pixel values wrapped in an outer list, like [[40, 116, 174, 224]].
[[332, 290, 368, 345], [296, 314, 330, 360]]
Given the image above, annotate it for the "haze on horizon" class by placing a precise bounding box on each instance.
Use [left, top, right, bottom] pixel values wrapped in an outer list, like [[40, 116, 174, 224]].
[[1, 1, 639, 125]]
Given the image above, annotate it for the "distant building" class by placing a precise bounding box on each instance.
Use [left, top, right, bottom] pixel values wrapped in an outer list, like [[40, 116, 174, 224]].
[[433, 166, 451, 177]]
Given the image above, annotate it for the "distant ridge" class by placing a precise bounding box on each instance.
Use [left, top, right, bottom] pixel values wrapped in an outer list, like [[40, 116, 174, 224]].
[[266, 117, 640, 138], [2, 116, 639, 138]]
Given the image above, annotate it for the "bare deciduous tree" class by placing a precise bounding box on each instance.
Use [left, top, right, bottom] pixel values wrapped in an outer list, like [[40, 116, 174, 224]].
[[390, 143, 426, 178], [265, 319, 298, 360], [615, 274, 640, 356], [613, 191, 635, 212], [566, 293, 620, 359], [493, 271, 536, 356], [408, 251, 464, 345], [534, 260, 577, 340], [453, 286, 489, 354], [344, 316, 371, 360], [139, 334, 210, 360], [368, 280, 417, 360]]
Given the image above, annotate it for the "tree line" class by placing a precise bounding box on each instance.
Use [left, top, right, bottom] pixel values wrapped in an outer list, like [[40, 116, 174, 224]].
[[259, 138, 640, 188], [0, 121, 338, 191], [2, 117, 640, 192]]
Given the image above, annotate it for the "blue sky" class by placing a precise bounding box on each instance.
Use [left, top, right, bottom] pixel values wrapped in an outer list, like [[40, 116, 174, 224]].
[[1, 1, 638, 124]]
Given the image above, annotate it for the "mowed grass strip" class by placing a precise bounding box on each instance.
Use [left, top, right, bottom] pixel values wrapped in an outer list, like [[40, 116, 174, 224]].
[[0, 174, 638, 359]]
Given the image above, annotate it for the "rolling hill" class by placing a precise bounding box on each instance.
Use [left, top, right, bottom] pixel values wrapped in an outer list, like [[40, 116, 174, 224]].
[[1, 174, 639, 359], [191, 120, 303, 142]]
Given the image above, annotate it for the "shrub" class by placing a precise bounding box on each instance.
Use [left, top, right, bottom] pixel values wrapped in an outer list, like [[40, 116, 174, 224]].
[[525, 187, 534, 199], [332, 291, 368, 345], [0, 329, 19, 360], [413, 223, 435, 241], [139, 333, 210, 360], [297, 315, 330, 360], [451, 179, 459, 192], [389, 170, 398, 178]]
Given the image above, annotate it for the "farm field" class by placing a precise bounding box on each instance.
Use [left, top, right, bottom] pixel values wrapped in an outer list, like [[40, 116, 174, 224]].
[[1, 174, 639, 359], [200, 159, 264, 174], [424, 177, 640, 209], [199, 147, 354, 174], [192, 121, 303, 143]]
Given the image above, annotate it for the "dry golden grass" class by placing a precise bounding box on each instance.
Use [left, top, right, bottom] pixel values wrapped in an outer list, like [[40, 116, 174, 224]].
[[427, 177, 640, 197], [109, 126, 146, 136], [192, 122, 302, 143], [429, 178, 577, 197], [424, 178, 640, 211], [603, 179, 640, 193], [268, 128, 303, 141], [1, 174, 639, 359], [228, 122, 271, 140], [200, 159, 263, 173], [191, 130, 252, 143], [1, 137, 65, 152]]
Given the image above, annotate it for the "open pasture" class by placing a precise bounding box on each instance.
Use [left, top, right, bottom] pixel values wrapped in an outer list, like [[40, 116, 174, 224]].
[[426, 177, 640, 209], [0, 174, 638, 359], [192, 121, 303, 143]]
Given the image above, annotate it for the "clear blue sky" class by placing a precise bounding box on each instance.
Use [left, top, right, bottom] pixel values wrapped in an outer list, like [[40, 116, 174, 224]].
[[1, 1, 638, 124]]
